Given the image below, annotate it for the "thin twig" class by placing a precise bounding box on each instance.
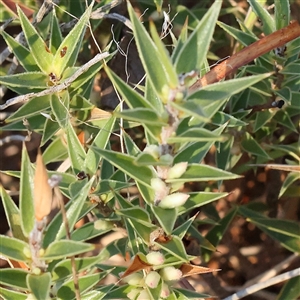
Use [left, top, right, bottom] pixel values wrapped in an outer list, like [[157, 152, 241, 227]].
[[241, 253, 299, 288], [0, 52, 109, 110], [222, 267, 300, 300], [0, 134, 26, 146]]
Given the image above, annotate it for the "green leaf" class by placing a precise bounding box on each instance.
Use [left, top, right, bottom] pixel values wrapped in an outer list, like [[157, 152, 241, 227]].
[[5, 95, 51, 122], [66, 121, 86, 173], [71, 220, 114, 242], [0, 186, 26, 241], [127, 2, 177, 98], [105, 67, 156, 110], [1, 31, 40, 72], [212, 111, 248, 127], [43, 177, 94, 246], [27, 273, 51, 300], [17, 6, 53, 74], [178, 192, 228, 215], [174, 288, 211, 299], [172, 215, 196, 239], [50, 92, 70, 128], [154, 235, 189, 262], [92, 148, 154, 188], [202, 208, 237, 261], [41, 118, 60, 146], [253, 110, 273, 132], [277, 276, 300, 300], [170, 100, 209, 122], [279, 172, 300, 198], [275, 0, 290, 30], [0, 235, 29, 262], [51, 4, 93, 77], [0, 72, 47, 91], [241, 132, 271, 160], [247, 217, 300, 239], [0, 287, 27, 300], [49, 10, 63, 52], [0, 268, 29, 290], [152, 206, 177, 235], [52, 256, 101, 281], [248, 0, 275, 35], [43, 240, 95, 260], [168, 128, 225, 143], [166, 164, 240, 183], [20, 144, 35, 236], [42, 136, 68, 164], [57, 272, 109, 300], [188, 74, 272, 119], [84, 116, 116, 174], [117, 207, 157, 242], [217, 21, 257, 47], [114, 108, 167, 126], [239, 206, 300, 253], [174, 1, 221, 74]]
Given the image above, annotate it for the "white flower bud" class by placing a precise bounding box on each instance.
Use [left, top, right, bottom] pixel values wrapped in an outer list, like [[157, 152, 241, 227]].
[[127, 288, 143, 300], [159, 266, 182, 282], [160, 283, 171, 298], [151, 177, 167, 191], [167, 162, 188, 179], [158, 193, 189, 209], [137, 289, 151, 300], [122, 272, 143, 286], [144, 145, 160, 159], [145, 271, 161, 288], [146, 252, 165, 265]]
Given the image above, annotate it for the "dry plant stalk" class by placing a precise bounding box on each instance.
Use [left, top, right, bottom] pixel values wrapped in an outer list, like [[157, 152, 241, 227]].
[[189, 20, 300, 92]]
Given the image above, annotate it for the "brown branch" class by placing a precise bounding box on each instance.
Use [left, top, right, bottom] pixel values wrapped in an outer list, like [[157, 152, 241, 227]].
[[189, 20, 300, 92]]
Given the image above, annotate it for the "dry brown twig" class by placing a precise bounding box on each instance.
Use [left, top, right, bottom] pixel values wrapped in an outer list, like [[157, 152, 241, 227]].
[[189, 20, 300, 92]]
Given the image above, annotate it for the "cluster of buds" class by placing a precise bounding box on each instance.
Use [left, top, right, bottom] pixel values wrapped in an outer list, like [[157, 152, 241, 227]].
[[123, 252, 183, 300]]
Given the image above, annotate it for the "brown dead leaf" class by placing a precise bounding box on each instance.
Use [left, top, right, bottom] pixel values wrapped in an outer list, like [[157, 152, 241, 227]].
[[120, 253, 152, 279], [180, 263, 221, 278], [34, 150, 52, 221]]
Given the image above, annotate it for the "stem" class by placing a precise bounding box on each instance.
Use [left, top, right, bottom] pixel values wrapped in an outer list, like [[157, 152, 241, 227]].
[[189, 21, 300, 91]]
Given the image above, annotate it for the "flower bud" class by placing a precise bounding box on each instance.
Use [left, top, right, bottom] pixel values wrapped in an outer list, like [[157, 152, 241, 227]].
[[32, 267, 42, 275], [160, 283, 171, 298], [146, 251, 165, 265], [159, 154, 173, 166], [143, 145, 160, 159], [151, 177, 167, 191], [145, 271, 161, 288], [122, 272, 143, 286], [158, 193, 189, 209], [137, 289, 151, 300], [23, 246, 31, 259], [167, 162, 188, 179], [127, 288, 143, 300], [159, 266, 182, 282]]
